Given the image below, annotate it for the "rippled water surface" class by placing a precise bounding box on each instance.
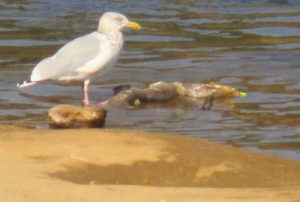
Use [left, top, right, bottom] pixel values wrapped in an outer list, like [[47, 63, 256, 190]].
[[0, 0, 300, 160]]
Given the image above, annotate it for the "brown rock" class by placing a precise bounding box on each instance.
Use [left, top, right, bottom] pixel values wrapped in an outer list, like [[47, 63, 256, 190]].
[[48, 104, 106, 129]]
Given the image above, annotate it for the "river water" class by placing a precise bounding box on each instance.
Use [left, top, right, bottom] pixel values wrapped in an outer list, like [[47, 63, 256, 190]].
[[0, 0, 300, 160]]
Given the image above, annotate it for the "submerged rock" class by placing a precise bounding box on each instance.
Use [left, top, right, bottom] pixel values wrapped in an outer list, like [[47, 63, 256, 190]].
[[48, 104, 106, 129]]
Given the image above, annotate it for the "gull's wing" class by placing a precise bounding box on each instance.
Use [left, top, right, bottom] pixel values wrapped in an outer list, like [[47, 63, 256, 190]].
[[30, 32, 110, 82]]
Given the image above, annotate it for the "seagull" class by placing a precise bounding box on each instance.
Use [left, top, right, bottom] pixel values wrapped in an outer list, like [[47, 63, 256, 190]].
[[17, 12, 141, 106]]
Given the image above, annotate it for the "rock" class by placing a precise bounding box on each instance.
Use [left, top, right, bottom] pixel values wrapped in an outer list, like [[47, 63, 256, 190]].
[[48, 104, 107, 129]]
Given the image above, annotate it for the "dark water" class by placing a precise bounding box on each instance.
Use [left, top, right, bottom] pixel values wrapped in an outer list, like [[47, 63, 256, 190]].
[[0, 0, 300, 160]]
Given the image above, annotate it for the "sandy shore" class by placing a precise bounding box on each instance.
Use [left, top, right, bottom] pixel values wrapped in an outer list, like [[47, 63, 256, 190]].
[[0, 125, 300, 201]]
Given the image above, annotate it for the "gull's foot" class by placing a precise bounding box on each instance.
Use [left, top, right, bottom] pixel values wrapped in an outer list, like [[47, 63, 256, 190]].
[[82, 99, 90, 107], [201, 96, 214, 110]]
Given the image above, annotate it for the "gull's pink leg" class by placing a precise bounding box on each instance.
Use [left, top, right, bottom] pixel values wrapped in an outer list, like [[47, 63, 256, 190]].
[[82, 80, 90, 106]]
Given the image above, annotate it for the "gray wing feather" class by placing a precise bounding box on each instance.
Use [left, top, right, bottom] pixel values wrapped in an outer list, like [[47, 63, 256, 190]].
[[31, 32, 103, 81]]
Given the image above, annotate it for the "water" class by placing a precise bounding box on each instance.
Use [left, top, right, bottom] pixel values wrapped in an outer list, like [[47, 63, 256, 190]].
[[0, 0, 300, 160]]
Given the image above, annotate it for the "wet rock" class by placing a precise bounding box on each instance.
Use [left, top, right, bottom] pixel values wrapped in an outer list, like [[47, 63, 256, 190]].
[[48, 104, 106, 129]]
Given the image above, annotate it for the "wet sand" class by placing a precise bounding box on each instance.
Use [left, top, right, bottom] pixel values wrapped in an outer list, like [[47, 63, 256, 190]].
[[0, 125, 300, 201]]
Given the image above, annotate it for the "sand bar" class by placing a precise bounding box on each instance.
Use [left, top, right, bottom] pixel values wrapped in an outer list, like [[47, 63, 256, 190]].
[[0, 125, 300, 201]]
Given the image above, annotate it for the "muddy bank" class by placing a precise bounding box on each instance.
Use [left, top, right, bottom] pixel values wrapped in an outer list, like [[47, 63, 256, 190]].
[[0, 125, 299, 201]]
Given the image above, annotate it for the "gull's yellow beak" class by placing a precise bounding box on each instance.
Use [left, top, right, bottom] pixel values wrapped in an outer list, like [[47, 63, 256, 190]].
[[126, 21, 141, 30]]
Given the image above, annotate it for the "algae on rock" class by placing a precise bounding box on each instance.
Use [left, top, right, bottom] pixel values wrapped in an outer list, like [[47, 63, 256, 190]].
[[49, 104, 106, 129]]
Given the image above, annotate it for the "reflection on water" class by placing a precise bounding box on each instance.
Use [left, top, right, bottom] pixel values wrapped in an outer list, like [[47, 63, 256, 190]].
[[0, 0, 300, 160]]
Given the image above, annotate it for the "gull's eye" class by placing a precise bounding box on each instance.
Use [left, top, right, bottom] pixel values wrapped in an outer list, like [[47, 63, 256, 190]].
[[115, 16, 123, 22]]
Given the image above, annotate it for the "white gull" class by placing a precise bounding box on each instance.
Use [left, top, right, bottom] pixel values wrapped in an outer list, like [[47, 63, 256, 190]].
[[17, 12, 141, 106]]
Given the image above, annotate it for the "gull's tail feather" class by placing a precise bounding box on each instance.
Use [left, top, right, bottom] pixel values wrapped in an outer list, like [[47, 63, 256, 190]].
[[17, 81, 37, 88]]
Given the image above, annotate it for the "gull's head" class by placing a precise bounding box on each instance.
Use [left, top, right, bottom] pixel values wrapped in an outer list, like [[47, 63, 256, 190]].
[[98, 12, 141, 33]]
